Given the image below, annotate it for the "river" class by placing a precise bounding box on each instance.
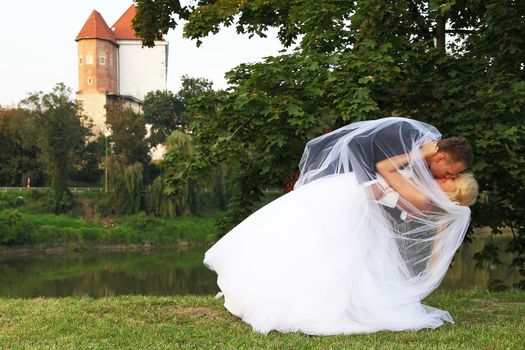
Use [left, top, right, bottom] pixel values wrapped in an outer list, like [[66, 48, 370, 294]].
[[0, 235, 521, 298]]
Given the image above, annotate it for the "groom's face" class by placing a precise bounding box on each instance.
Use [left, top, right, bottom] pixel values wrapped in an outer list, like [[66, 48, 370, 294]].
[[429, 152, 467, 180]]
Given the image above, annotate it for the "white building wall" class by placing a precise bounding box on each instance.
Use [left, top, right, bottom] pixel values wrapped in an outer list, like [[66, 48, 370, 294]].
[[117, 40, 168, 100], [76, 93, 108, 136]]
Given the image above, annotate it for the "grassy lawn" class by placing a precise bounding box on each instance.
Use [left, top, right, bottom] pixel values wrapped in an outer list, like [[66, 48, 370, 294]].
[[0, 289, 523, 349]]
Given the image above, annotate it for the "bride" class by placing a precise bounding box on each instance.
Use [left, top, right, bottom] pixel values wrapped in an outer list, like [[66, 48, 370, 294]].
[[204, 117, 479, 335]]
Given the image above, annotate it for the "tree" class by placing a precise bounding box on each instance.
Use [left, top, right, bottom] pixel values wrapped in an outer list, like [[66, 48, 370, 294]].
[[69, 135, 105, 185], [143, 90, 185, 147], [177, 75, 213, 106], [161, 130, 200, 216], [134, 0, 525, 285], [104, 155, 144, 215], [143, 75, 213, 147], [105, 101, 150, 166], [20, 83, 90, 213], [0, 108, 44, 186]]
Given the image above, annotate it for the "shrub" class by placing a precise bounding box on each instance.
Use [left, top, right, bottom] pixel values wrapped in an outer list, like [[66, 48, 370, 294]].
[[125, 212, 154, 230], [33, 225, 59, 244], [0, 209, 32, 244]]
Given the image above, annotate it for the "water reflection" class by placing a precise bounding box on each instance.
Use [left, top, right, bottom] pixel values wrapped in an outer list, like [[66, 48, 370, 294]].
[[440, 235, 521, 290], [0, 236, 521, 298], [0, 248, 219, 298]]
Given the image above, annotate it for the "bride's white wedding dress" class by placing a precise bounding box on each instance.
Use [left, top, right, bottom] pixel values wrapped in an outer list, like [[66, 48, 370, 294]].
[[205, 173, 452, 335], [204, 118, 471, 335]]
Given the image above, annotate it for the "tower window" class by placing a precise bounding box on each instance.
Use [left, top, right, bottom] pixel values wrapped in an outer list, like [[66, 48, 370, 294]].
[[99, 56, 105, 65], [87, 77, 93, 85], [86, 55, 93, 64], [79, 57, 83, 65]]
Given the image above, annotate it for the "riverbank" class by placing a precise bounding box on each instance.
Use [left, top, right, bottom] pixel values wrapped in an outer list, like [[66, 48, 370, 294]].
[[0, 241, 209, 257], [0, 189, 283, 251], [0, 210, 220, 253], [0, 289, 523, 349]]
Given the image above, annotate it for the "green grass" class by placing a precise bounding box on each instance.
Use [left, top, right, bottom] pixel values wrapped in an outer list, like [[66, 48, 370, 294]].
[[0, 289, 523, 349]]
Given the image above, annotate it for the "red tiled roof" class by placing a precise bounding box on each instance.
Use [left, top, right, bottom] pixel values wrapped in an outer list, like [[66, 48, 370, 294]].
[[111, 4, 142, 40], [76, 10, 116, 44]]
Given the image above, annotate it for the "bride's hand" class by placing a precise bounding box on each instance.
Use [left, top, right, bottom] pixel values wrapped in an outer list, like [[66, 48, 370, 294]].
[[421, 141, 439, 158]]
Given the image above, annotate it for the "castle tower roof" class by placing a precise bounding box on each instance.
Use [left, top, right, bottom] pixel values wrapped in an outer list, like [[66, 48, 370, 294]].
[[76, 10, 116, 44], [111, 4, 142, 40]]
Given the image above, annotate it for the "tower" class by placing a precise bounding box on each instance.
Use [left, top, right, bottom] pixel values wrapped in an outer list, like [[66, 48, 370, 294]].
[[75, 10, 118, 135], [75, 4, 168, 136]]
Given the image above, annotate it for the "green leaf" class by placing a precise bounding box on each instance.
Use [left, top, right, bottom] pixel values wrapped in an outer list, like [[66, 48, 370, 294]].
[[285, 104, 304, 117]]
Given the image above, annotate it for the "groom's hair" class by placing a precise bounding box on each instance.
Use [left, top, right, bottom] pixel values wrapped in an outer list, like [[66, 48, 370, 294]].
[[438, 137, 474, 167]]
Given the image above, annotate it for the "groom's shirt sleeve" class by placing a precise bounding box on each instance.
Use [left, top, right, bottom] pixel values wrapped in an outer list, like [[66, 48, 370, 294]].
[[347, 120, 421, 184], [347, 121, 422, 223]]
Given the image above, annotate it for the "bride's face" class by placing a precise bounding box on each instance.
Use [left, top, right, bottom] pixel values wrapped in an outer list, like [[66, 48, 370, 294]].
[[435, 177, 457, 193]]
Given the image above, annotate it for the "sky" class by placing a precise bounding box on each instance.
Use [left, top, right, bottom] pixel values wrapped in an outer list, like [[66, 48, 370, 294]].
[[0, 0, 286, 107]]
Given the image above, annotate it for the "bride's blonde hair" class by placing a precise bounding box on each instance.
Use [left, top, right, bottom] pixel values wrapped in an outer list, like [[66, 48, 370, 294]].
[[447, 173, 479, 206]]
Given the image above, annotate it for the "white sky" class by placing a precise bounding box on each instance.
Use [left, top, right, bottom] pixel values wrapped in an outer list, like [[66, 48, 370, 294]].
[[0, 0, 286, 107]]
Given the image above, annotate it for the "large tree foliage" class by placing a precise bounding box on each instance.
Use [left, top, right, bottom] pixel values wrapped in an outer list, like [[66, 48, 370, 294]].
[[134, 0, 525, 284], [20, 83, 90, 213]]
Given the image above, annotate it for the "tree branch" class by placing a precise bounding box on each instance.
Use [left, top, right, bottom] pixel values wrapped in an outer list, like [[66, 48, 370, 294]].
[[436, 16, 446, 51], [445, 29, 475, 34]]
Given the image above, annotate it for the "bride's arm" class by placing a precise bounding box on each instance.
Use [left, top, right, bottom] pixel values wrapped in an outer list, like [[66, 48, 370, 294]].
[[375, 142, 438, 211]]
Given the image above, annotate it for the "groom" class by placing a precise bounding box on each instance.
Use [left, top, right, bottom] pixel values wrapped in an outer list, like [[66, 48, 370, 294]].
[[347, 119, 473, 221], [359, 120, 473, 179]]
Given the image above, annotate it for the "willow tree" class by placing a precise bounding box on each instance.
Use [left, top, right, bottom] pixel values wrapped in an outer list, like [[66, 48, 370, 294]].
[[134, 0, 525, 285], [161, 130, 200, 216], [106, 155, 144, 215]]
